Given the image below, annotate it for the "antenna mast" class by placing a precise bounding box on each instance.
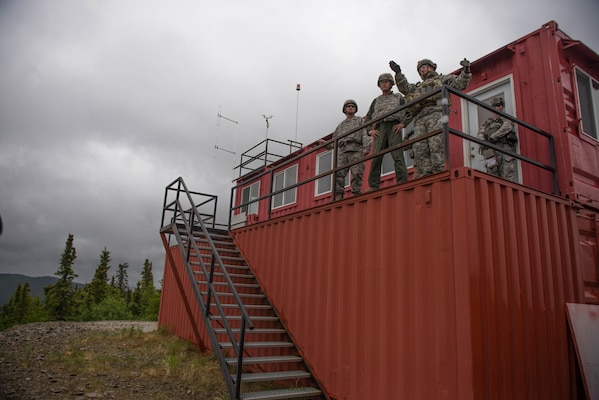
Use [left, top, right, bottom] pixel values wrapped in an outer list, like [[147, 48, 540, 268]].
[[295, 83, 301, 142], [215, 106, 239, 173], [262, 114, 273, 140]]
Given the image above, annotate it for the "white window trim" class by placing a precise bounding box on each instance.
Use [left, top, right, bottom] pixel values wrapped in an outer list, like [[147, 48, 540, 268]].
[[315, 150, 333, 196], [574, 66, 599, 141], [241, 181, 260, 215], [272, 164, 298, 209]]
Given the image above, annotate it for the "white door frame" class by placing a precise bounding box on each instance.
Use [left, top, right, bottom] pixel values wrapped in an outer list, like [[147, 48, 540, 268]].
[[460, 74, 520, 182]]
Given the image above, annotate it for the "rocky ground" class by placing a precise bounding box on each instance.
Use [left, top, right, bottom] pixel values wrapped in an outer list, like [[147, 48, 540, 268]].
[[0, 321, 227, 400]]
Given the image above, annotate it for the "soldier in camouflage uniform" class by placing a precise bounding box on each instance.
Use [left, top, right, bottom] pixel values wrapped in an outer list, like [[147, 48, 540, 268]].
[[477, 97, 517, 181], [363, 73, 412, 191], [389, 58, 472, 179], [326, 99, 371, 199]]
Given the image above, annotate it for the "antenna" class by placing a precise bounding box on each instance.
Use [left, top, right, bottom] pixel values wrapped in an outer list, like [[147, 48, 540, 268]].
[[215, 106, 239, 174], [262, 114, 273, 139], [295, 83, 301, 142]]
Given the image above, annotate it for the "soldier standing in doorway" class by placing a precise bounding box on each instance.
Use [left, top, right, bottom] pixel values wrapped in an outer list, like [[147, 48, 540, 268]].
[[477, 96, 518, 181]]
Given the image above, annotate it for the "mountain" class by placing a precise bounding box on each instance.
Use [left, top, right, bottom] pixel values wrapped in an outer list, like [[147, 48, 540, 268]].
[[0, 274, 85, 306]]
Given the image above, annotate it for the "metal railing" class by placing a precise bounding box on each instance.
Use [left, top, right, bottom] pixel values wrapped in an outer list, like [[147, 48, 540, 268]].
[[236, 138, 303, 179], [160, 177, 253, 400], [229, 85, 558, 228]]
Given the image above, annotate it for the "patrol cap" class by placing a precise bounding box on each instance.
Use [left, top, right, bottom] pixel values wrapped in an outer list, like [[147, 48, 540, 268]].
[[377, 73, 394, 86], [417, 59, 437, 72], [492, 97, 505, 107], [343, 99, 358, 113]]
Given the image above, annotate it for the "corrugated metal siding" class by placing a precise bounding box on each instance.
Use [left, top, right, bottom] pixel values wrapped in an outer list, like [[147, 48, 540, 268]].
[[158, 246, 210, 349], [229, 168, 584, 399]]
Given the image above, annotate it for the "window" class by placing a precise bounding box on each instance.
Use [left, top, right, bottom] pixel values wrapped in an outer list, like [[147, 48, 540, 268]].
[[272, 165, 298, 208], [315, 150, 351, 196], [576, 68, 599, 140], [241, 182, 260, 215]]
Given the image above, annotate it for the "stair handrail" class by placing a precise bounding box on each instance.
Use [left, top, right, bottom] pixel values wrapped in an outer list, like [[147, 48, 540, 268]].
[[162, 177, 254, 399]]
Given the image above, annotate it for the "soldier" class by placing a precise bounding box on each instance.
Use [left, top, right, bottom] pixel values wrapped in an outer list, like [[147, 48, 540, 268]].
[[389, 58, 472, 178], [477, 96, 517, 181], [325, 99, 371, 199], [363, 73, 412, 191]]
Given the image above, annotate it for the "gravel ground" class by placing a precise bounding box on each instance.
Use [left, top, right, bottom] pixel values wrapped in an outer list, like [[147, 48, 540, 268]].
[[0, 321, 226, 400]]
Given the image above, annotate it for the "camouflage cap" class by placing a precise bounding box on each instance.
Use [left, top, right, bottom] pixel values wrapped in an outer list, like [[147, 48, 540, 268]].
[[417, 59, 437, 72], [343, 99, 358, 113], [377, 73, 394, 86]]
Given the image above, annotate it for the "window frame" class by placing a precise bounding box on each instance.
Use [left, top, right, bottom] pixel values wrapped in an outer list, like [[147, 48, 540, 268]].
[[315, 150, 333, 196], [272, 164, 298, 209], [241, 181, 260, 215], [315, 150, 353, 196], [575, 66, 599, 141]]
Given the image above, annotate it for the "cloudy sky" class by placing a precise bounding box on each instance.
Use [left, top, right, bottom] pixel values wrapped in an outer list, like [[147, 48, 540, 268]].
[[1, 0, 598, 287]]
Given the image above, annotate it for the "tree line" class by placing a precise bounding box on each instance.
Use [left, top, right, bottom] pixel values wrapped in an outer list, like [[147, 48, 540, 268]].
[[0, 233, 161, 331]]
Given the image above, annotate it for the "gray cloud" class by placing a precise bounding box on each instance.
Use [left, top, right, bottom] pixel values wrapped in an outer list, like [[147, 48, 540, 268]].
[[1, 0, 598, 285]]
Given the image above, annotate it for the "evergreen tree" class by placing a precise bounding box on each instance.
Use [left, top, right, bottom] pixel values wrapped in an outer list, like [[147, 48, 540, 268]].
[[130, 259, 161, 320], [45, 233, 78, 321], [15, 283, 32, 323], [1, 284, 48, 330], [86, 247, 111, 305], [140, 259, 154, 291], [115, 262, 130, 297]]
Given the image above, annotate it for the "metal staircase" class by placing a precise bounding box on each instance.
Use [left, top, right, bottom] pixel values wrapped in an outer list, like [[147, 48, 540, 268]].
[[160, 177, 323, 400]]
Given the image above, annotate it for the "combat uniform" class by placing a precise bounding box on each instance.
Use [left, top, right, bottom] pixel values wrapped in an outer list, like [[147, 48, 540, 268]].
[[364, 86, 412, 190], [330, 114, 370, 198], [477, 114, 517, 181], [395, 62, 472, 179]]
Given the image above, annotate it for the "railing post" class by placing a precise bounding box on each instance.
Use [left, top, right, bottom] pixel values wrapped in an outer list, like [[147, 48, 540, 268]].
[[235, 320, 247, 400], [268, 169, 274, 220], [441, 85, 450, 172], [332, 140, 339, 202]]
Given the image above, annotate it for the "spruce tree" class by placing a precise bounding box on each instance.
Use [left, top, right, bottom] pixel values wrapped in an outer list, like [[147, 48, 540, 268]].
[[140, 259, 154, 291], [45, 233, 78, 321], [130, 259, 160, 320], [86, 247, 111, 305], [115, 262, 130, 298]]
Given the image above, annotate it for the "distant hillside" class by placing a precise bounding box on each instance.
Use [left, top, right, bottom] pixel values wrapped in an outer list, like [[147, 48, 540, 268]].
[[0, 274, 85, 306]]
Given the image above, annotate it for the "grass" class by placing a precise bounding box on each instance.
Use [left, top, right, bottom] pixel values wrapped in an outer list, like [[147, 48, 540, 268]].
[[1, 324, 301, 399]]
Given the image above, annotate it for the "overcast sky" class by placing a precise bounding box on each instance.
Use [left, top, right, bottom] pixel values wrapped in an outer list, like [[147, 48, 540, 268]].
[[1, 0, 598, 287]]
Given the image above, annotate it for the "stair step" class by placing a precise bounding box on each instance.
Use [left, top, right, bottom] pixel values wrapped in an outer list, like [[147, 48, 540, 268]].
[[199, 232, 231, 241], [201, 291, 265, 299], [196, 237, 235, 246], [199, 254, 245, 262], [208, 271, 254, 279], [232, 370, 311, 383], [225, 355, 301, 365], [195, 245, 240, 255], [204, 281, 259, 289], [215, 304, 272, 310], [190, 261, 249, 271], [219, 341, 294, 349], [215, 328, 284, 334], [240, 387, 322, 400], [210, 315, 278, 321]]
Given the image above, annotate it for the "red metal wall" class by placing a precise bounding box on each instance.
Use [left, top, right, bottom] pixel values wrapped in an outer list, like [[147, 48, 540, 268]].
[[230, 168, 584, 399], [158, 247, 210, 350], [465, 21, 599, 207]]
